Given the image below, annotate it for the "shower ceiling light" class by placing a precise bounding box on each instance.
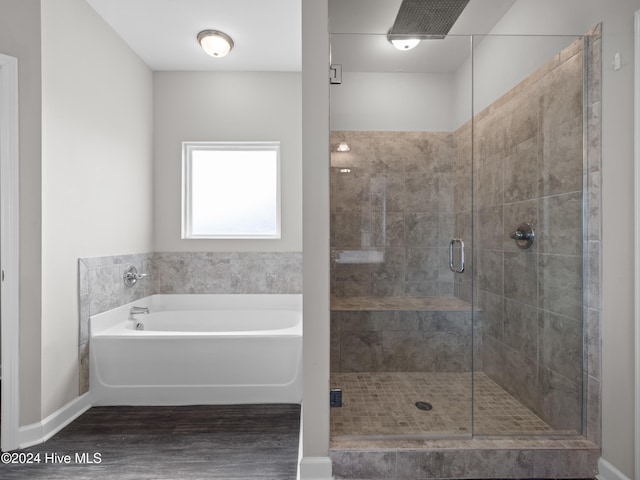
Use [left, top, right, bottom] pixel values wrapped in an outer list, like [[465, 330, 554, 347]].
[[198, 30, 234, 58], [388, 35, 421, 50], [387, 31, 421, 50]]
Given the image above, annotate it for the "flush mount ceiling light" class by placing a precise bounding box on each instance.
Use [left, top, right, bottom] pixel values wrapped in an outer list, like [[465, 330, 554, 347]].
[[387, 34, 421, 51], [197, 30, 234, 58]]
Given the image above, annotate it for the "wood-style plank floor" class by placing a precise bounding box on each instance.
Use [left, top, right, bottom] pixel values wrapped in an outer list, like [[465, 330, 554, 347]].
[[1, 404, 301, 480]]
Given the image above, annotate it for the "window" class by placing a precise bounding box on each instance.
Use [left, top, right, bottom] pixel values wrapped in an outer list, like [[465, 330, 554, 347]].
[[182, 141, 281, 239]]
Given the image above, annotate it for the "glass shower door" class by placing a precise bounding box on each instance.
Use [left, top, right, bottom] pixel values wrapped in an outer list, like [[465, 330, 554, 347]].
[[328, 32, 475, 438]]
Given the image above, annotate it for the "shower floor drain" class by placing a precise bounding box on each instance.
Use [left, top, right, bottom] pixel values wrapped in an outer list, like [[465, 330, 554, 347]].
[[415, 401, 433, 411]]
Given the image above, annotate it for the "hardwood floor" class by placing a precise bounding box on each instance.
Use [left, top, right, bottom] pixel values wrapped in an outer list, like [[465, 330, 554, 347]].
[[1, 404, 301, 479]]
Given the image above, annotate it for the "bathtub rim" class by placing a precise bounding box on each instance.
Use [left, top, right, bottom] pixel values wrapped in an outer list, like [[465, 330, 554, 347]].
[[90, 293, 303, 336]]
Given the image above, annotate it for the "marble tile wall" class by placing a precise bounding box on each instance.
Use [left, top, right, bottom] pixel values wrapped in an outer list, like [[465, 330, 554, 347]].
[[152, 252, 302, 295], [78, 253, 154, 395], [330, 440, 600, 479], [330, 131, 456, 298], [78, 251, 302, 394], [452, 35, 599, 435], [583, 24, 602, 446]]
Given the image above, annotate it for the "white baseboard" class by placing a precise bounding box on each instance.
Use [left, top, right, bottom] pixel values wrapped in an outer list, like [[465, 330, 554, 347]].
[[299, 457, 334, 480], [17, 393, 92, 449], [597, 457, 632, 480]]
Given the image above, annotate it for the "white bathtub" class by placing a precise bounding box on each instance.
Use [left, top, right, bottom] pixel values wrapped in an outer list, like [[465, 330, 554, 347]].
[[90, 294, 302, 406]]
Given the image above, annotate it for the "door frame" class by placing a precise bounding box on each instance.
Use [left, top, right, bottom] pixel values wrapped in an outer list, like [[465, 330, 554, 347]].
[[0, 52, 21, 452]]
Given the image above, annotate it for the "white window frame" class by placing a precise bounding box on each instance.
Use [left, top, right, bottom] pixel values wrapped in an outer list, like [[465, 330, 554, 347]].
[[182, 141, 281, 239]]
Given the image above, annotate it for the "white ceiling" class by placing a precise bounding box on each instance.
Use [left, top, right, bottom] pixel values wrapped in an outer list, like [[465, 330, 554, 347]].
[[329, 0, 517, 73], [86, 0, 302, 71], [86, 0, 516, 73]]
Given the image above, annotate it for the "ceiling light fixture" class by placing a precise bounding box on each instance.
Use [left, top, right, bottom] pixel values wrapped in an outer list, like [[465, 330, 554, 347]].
[[390, 37, 421, 50], [387, 33, 421, 51], [197, 30, 234, 58]]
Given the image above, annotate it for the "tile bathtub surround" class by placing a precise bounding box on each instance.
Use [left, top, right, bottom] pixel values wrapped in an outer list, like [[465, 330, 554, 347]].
[[78, 251, 303, 394], [152, 251, 303, 294], [78, 253, 154, 395]]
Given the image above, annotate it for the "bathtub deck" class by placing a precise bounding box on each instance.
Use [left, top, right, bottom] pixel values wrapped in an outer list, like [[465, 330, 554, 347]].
[[2, 404, 300, 479]]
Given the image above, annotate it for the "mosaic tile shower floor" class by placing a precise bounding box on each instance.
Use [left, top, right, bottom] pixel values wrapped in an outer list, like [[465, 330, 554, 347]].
[[330, 372, 561, 437]]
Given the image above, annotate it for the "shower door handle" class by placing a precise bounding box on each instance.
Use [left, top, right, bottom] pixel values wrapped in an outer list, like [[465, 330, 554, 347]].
[[449, 238, 465, 273]]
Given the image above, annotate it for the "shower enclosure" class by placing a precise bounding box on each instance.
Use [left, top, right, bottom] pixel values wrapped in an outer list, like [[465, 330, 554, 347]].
[[329, 29, 598, 439]]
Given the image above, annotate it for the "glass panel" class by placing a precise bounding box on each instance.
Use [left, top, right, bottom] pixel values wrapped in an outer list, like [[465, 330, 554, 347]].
[[329, 33, 474, 438], [328, 25, 589, 440], [472, 35, 585, 436]]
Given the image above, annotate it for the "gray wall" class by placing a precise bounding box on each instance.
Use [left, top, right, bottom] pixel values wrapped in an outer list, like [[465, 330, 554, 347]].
[[41, 0, 154, 418], [331, 73, 456, 131], [301, 0, 332, 464], [153, 71, 302, 253]]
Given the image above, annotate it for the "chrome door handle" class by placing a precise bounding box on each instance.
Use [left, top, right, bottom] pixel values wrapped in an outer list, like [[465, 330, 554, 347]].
[[449, 238, 465, 273]]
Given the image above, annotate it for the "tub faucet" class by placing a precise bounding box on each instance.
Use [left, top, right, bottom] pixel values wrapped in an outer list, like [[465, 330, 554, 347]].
[[129, 306, 149, 320]]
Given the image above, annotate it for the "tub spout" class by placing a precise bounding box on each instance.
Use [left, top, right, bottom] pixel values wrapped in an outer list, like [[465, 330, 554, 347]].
[[129, 306, 149, 320]]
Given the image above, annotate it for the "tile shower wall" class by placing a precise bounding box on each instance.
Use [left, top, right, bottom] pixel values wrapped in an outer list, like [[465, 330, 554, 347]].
[[78, 251, 302, 394], [330, 131, 455, 298], [453, 37, 595, 433], [331, 309, 473, 374], [584, 26, 602, 446]]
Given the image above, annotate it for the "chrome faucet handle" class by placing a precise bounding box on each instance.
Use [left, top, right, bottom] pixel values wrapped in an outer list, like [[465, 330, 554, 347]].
[[123, 265, 149, 287], [510, 223, 535, 249]]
